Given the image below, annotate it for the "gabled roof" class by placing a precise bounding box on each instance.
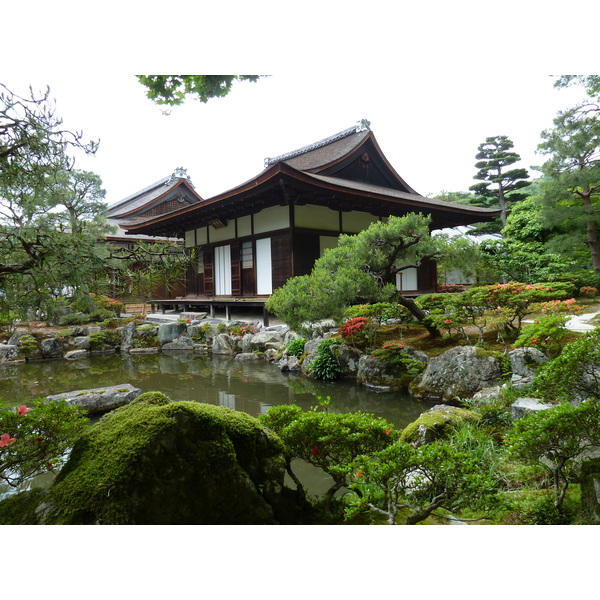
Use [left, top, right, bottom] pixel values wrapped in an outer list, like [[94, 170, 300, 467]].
[[122, 123, 501, 236], [107, 167, 203, 219], [106, 167, 203, 242]]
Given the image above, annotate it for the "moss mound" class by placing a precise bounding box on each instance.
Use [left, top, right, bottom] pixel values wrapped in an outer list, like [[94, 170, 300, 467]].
[[400, 405, 481, 445], [37, 392, 289, 524]]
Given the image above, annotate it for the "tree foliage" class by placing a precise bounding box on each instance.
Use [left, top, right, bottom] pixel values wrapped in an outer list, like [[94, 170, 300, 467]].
[[136, 75, 262, 106], [468, 136, 530, 232], [0, 398, 89, 488], [537, 94, 600, 274], [533, 327, 600, 403], [505, 400, 600, 509], [266, 213, 441, 335], [257, 404, 398, 506]]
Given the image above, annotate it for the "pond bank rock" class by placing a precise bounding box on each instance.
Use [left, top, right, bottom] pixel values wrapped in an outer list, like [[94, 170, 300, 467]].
[[44, 383, 142, 415], [409, 346, 503, 403], [357, 346, 427, 391]]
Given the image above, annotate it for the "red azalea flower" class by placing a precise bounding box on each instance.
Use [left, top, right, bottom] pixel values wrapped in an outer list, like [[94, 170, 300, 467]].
[[385, 428, 392, 435], [311, 445, 320, 456], [355, 471, 363, 478], [17, 404, 31, 415], [0, 433, 16, 447]]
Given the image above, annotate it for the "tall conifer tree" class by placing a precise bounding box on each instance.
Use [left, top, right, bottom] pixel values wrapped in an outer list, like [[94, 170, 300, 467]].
[[469, 136, 530, 231]]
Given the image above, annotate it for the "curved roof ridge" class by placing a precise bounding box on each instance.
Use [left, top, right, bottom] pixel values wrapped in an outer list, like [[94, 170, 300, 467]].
[[264, 119, 371, 167]]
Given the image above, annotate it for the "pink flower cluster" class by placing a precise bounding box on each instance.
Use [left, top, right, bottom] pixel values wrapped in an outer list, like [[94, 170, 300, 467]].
[[0, 405, 30, 448]]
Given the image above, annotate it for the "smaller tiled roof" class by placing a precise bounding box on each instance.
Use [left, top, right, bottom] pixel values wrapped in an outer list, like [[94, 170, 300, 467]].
[[107, 167, 198, 218]]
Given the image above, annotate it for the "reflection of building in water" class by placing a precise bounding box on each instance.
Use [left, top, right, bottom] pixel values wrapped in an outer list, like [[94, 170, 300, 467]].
[[218, 391, 236, 410]]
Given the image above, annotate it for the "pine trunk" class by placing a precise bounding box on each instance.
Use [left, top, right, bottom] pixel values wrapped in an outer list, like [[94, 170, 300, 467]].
[[582, 188, 600, 274]]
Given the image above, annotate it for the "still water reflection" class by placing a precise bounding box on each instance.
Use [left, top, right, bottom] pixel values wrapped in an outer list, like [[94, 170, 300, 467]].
[[0, 353, 437, 502], [0, 352, 435, 428]]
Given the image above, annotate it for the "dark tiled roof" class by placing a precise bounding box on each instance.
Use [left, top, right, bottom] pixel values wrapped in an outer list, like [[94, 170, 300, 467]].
[[264, 120, 371, 170]]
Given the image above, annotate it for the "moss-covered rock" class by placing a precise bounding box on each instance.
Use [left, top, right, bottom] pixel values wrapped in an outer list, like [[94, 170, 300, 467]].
[[29, 392, 294, 524], [400, 404, 481, 446], [0, 488, 49, 524]]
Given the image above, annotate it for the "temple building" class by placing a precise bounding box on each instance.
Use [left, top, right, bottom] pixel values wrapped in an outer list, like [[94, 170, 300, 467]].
[[118, 121, 500, 319]]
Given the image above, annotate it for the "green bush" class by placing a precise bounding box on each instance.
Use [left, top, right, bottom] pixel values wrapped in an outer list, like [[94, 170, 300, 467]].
[[309, 339, 344, 381], [286, 337, 307, 358], [0, 398, 89, 489], [59, 312, 91, 326], [517, 492, 578, 525], [533, 328, 600, 402], [16, 334, 39, 358]]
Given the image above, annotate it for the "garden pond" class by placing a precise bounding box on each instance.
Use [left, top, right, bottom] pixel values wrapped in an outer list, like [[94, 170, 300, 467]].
[[0, 351, 437, 500]]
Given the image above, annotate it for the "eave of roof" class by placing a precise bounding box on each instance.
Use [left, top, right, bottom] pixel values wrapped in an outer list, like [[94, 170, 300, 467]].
[[122, 162, 501, 235]]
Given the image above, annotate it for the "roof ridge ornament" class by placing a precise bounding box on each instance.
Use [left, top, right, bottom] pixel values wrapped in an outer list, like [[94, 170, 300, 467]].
[[166, 167, 194, 188], [264, 119, 371, 167]]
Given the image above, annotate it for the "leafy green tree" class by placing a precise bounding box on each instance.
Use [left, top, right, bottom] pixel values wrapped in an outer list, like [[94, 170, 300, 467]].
[[433, 229, 496, 285], [533, 328, 600, 403], [469, 135, 530, 231], [554, 75, 600, 100], [0, 83, 98, 281], [537, 97, 600, 274], [347, 423, 502, 524], [257, 404, 398, 508], [505, 400, 600, 509], [266, 213, 442, 336], [137, 75, 262, 105]]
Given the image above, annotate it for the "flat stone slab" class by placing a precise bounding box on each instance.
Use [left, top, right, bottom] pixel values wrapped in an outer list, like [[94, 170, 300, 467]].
[[45, 383, 142, 415]]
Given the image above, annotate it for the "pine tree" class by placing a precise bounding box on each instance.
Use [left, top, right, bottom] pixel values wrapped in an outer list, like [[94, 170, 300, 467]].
[[469, 136, 530, 231]]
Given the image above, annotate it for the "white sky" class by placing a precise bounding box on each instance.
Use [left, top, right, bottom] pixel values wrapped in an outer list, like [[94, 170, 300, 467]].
[[3, 72, 590, 205]]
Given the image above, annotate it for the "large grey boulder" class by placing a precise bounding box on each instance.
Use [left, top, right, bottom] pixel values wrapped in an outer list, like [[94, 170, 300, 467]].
[[64, 349, 89, 360], [212, 333, 236, 355], [276, 355, 302, 372], [409, 346, 503, 402], [157, 322, 185, 345], [400, 404, 481, 446], [44, 383, 142, 415], [249, 331, 284, 352], [72, 336, 91, 350], [0, 344, 19, 362], [162, 335, 195, 351], [508, 347, 548, 389], [120, 321, 136, 352], [331, 344, 364, 378], [41, 337, 63, 359]]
